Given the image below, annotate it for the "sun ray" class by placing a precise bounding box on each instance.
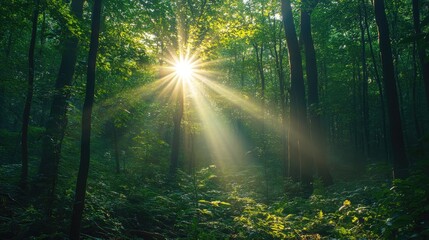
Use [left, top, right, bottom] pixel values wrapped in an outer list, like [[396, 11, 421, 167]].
[[94, 46, 318, 175], [197, 76, 286, 133], [174, 58, 194, 80], [188, 78, 249, 170]]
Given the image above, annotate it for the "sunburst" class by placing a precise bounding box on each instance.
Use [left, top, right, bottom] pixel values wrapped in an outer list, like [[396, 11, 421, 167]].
[[174, 57, 195, 81]]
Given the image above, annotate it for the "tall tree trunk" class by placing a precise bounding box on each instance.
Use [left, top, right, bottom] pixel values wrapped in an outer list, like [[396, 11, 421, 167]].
[[352, 65, 359, 154], [69, 0, 102, 238], [374, 0, 408, 179], [412, 43, 422, 138], [0, 29, 10, 128], [20, 0, 39, 189], [253, 43, 266, 149], [300, 0, 333, 186], [169, 82, 184, 179], [253, 42, 268, 199], [359, 3, 370, 158], [412, 0, 429, 111], [253, 43, 266, 100], [271, 23, 288, 178], [38, 0, 84, 193], [168, 0, 190, 180], [281, 0, 312, 188], [362, 0, 388, 159]]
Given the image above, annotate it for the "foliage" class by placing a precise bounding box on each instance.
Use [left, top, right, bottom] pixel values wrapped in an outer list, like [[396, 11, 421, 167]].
[[1, 135, 429, 239], [1, 0, 429, 238]]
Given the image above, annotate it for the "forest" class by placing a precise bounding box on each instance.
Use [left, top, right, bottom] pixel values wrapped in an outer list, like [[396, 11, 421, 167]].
[[1, 0, 429, 239]]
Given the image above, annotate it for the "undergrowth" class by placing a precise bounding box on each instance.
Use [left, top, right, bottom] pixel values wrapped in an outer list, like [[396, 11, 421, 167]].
[[1, 159, 428, 239], [1, 130, 428, 239]]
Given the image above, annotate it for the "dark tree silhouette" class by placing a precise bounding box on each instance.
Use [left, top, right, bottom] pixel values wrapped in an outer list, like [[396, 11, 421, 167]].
[[20, 0, 39, 189], [281, 0, 312, 188], [374, 0, 408, 179], [38, 0, 84, 191], [69, 0, 102, 238], [412, 0, 429, 111], [169, 80, 184, 179], [358, 2, 370, 158], [300, 0, 333, 186]]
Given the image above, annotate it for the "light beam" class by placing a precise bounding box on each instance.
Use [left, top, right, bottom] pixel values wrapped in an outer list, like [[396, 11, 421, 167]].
[[174, 58, 194, 81]]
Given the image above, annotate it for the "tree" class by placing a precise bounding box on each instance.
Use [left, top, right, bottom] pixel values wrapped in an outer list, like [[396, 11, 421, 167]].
[[358, 1, 370, 158], [265, 7, 289, 177], [38, 0, 84, 192], [69, 0, 102, 238], [300, 0, 332, 186], [373, 0, 408, 179], [169, 79, 184, 179], [412, 0, 429, 111], [361, 0, 388, 159], [168, 0, 186, 180], [20, 0, 40, 189], [168, 0, 223, 178], [281, 0, 312, 188]]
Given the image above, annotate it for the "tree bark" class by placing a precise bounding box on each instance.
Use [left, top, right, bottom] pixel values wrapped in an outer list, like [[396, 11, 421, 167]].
[[253, 41, 268, 200], [20, 0, 39, 189], [359, 3, 370, 158], [412, 0, 429, 111], [270, 22, 288, 178], [69, 0, 102, 238], [38, 0, 84, 191], [300, 0, 333, 186], [362, 0, 388, 160], [281, 0, 312, 188], [373, 0, 408, 179], [412, 43, 422, 138], [253, 43, 266, 100], [169, 81, 184, 179]]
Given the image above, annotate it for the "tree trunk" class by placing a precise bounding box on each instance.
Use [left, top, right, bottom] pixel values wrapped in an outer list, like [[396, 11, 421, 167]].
[[281, 0, 312, 188], [300, 1, 333, 186], [253, 43, 266, 100], [69, 0, 102, 238], [253, 41, 269, 199], [20, 0, 39, 189], [38, 0, 84, 192], [412, 0, 429, 111], [373, 0, 408, 179], [271, 23, 288, 178], [412, 43, 422, 138], [359, 3, 370, 158], [169, 81, 184, 179], [362, 0, 388, 160], [353, 65, 359, 154]]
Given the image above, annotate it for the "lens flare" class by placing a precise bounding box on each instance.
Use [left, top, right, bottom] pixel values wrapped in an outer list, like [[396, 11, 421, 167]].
[[174, 58, 194, 81]]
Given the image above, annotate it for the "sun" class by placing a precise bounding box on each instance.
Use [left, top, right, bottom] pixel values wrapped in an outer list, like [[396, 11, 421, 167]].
[[174, 57, 195, 81]]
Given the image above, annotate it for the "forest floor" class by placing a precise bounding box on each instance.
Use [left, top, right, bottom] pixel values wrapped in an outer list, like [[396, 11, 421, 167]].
[[1, 157, 429, 239]]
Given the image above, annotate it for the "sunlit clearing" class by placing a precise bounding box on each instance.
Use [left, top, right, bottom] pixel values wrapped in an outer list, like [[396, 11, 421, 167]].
[[174, 58, 194, 81]]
